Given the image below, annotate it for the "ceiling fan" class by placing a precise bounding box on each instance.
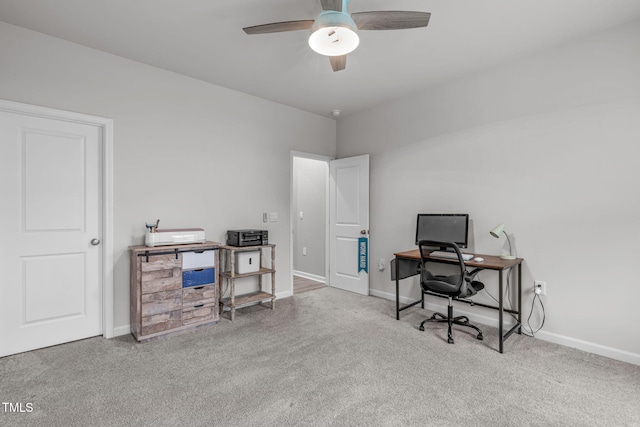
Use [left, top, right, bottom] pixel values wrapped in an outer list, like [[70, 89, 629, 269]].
[[243, 0, 431, 72]]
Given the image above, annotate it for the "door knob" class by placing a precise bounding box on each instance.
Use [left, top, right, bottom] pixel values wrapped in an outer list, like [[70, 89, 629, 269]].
[[360, 230, 369, 235], [90, 238, 101, 246]]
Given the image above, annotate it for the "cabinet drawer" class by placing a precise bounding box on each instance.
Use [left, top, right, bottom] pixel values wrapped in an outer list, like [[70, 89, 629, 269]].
[[141, 290, 182, 317], [182, 268, 215, 288], [141, 267, 181, 294], [182, 303, 216, 326], [141, 309, 182, 336], [183, 285, 217, 308], [140, 253, 182, 272], [183, 250, 216, 270]]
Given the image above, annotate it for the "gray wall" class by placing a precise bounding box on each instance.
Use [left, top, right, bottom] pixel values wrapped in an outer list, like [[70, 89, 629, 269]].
[[0, 21, 336, 333], [292, 157, 327, 279], [2, 17, 639, 363], [337, 20, 640, 362]]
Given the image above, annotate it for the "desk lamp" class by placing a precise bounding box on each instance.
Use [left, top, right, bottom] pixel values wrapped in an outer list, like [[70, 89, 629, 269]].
[[490, 223, 516, 260]]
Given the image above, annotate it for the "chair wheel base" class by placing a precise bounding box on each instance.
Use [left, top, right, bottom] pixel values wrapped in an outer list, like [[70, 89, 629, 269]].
[[418, 307, 484, 344]]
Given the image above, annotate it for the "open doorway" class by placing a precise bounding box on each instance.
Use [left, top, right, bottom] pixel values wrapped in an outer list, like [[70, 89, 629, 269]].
[[290, 152, 330, 294]]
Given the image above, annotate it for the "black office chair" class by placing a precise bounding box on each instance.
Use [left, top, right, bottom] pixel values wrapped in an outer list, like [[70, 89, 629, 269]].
[[417, 240, 484, 344]]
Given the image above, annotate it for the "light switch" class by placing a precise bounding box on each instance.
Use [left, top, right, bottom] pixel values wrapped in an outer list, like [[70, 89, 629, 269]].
[[270, 212, 278, 222], [263, 212, 268, 223]]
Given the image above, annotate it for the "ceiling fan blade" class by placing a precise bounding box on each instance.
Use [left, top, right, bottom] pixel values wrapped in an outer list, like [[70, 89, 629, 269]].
[[321, 0, 342, 12], [243, 20, 314, 35], [352, 11, 431, 30], [329, 55, 347, 72]]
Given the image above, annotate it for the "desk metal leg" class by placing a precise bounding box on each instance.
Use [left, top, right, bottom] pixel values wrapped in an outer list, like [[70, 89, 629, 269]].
[[517, 264, 522, 334], [396, 274, 400, 320], [500, 265, 526, 352], [394, 257, 424, 320], [499, 270, 504, 354]]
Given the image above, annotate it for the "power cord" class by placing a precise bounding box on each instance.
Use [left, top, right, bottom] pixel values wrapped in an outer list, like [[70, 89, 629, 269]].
[[521, 292, 545, 337], [478, 269, 546, 337]]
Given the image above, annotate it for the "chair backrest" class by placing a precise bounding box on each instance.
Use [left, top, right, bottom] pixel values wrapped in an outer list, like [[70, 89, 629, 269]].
[[418, 240, 471, 297]]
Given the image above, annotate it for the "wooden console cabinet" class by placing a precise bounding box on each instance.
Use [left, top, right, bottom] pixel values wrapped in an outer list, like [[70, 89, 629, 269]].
[[219, 244, 276, 321], [129, 241, 220, 341]]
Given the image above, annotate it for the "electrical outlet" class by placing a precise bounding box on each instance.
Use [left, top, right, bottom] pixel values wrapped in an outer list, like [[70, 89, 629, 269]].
[[534, 281, 546, 296]]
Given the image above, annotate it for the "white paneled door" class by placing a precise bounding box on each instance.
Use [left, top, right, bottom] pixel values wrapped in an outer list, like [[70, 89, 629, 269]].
[[329, 155, 369, 295], [0, 108, 103, 357]]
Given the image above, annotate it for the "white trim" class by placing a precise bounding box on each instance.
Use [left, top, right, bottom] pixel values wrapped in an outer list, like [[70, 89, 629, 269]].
[[370, 288, 639, 366], [113, 325, 131, 337], [324, 159, 331, 286], [292, 270, 326, 283], [102, 119, 114, 338], [0, 99, 115, 340], [277, 290, 293, 299], [534, 330, 640, 366], [290, 150, 335, 163]]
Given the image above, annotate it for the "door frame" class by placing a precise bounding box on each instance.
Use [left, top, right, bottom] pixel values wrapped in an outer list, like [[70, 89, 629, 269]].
[[0, 99, 115, 339], [290, 151, 333, 294]]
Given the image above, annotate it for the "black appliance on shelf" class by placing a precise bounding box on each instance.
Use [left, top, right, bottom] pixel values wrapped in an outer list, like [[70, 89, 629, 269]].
[[226, 229, 268, 247]]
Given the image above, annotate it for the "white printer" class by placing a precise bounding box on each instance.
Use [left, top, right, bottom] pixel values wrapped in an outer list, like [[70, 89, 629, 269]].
[[145, 228, 206, 247]]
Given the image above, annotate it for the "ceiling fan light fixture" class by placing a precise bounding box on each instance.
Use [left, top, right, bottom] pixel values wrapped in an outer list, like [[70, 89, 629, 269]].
[[308, 11, 359, 56]]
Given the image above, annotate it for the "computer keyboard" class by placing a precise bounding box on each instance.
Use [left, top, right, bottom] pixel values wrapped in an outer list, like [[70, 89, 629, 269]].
[[430, 251, 474, 261]]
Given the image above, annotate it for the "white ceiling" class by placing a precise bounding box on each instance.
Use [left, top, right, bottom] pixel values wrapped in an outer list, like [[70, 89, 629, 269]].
[[2, 0, 640, 118]]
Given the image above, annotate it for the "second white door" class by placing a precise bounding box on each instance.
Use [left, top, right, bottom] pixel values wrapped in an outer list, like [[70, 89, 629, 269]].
[[0, 105, 103, 357], [329, 155, 370, 295]]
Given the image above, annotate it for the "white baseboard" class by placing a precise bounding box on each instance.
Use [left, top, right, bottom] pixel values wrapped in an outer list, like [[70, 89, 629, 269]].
[[370, 288, 516, 330], [292, 270, 326, 283], [277, 290, 293, 299], [112, 324, 131, 337], [370, 288, 640, 366], [111, 287, 639, 366], [534, 330, 640, 366]]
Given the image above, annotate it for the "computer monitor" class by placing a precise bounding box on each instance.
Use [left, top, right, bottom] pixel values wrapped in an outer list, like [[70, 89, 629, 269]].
[[415, 213, 469, 250]]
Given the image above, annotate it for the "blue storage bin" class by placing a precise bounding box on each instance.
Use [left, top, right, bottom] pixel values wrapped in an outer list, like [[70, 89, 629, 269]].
[[182, 268, 215, 288]]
